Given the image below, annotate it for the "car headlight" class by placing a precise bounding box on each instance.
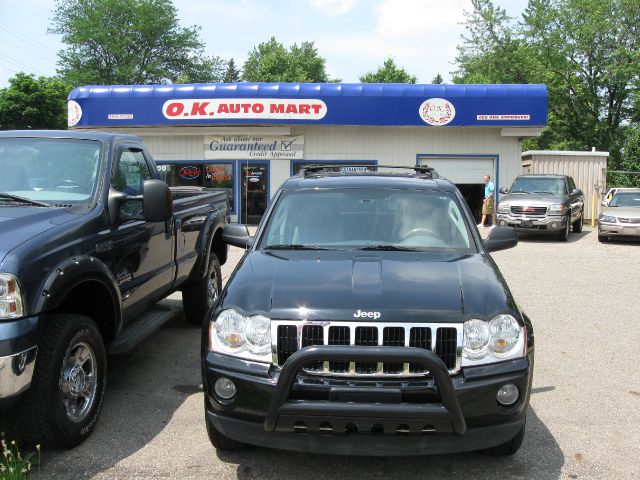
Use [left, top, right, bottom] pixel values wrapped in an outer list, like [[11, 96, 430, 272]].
[[548, 204, 567, 215], [462, 315, 525, 366], [210, 309, 272, 362], [599, 214, 617, 223], [0, 274, 25, 320], [497, 203, 510, 213]]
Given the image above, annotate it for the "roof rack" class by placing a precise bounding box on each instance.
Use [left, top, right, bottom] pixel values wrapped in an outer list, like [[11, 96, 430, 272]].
[[299, 164, 439, 179]]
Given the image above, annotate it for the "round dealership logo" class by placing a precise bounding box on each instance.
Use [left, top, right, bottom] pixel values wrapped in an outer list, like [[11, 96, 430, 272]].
[[419, 98, 456, 126], [67, 100, 83, 127]]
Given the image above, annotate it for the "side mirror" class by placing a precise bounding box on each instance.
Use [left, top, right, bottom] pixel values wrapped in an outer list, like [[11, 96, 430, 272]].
[[483, 226, 518, 252], [222, 224, 253, 249], [600, 201, 608, 207], [571, 188, 583, 196], [499, 187, 509, 194], [142, 180, 173, 222]]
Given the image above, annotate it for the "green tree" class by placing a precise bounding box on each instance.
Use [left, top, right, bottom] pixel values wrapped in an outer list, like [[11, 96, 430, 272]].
[[242, 37, 333, 82], [359, 58, 416, 83], [50, 0, 224, 85], [223, 58, 241, 83], [431, 73, 444, 84], [0, 73, 71, 130], [453, 0, 640, 163], [615, 125, 640, 186]]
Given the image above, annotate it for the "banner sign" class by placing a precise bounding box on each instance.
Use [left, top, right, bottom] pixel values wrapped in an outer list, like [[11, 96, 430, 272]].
[[205, 135, 304, 160], [164, 99, 326, 121]]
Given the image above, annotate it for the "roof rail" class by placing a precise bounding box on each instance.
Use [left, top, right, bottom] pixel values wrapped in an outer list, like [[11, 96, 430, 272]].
[[299, 164, 439, 179]]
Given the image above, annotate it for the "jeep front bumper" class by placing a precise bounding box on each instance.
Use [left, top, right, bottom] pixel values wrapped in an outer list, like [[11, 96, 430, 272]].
[[203, 345, 533, 455]]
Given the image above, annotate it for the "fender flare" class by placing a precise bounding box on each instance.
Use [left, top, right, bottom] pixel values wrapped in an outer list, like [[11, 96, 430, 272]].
[[188, 207, 228, 283], [34, 255, 122, 333]]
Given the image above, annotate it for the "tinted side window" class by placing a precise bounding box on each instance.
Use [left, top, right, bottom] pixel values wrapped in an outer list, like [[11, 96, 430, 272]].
[[568, 177, 576, 191], [112, 149, 152, 195]]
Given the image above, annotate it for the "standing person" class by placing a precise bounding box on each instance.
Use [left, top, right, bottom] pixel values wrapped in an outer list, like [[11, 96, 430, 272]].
[[478, 175, 496, 228]]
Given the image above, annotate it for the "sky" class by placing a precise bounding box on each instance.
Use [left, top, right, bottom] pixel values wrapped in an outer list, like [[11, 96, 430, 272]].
[[0, 0, 529, 88]]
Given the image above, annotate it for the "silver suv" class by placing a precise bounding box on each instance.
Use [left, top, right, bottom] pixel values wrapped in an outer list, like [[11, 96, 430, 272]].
[[496, 175, 584, 241]]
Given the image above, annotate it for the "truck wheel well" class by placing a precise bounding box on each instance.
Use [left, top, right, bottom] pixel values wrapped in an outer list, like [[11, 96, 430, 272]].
[[212, 227, 227, 265], [53, 281, 117, 343]]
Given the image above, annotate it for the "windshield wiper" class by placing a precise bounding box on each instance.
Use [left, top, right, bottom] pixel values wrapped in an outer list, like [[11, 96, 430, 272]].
[[0, 193, 49, 207], [532, 191, 556, 194], [263, 244, 331, 250], [510, 191, 530, 194], [358, 245, 422, 251]]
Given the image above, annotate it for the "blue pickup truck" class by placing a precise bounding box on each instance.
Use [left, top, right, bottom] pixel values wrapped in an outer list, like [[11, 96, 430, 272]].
[[0, 131, 228, 448]]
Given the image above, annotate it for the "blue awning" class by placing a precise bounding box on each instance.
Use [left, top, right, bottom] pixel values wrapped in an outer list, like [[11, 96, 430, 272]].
[[67, 83, 547, 128]]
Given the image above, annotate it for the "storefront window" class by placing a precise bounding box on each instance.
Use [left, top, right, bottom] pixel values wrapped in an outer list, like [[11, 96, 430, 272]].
[[205, 163, 234, 211]]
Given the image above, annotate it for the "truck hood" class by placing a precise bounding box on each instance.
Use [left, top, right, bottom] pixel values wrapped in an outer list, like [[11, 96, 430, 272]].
[[0, 207, 77, 265], [221, 250, 516, 323], [500, 193, 566, 205]]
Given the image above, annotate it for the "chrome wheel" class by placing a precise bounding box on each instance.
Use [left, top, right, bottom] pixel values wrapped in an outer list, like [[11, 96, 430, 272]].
[[60, 341, 97, 423], [206, 260, 220, 307]]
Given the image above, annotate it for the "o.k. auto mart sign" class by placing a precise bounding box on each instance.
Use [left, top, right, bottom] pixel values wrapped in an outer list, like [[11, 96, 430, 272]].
[[205, 135, 304, 160]]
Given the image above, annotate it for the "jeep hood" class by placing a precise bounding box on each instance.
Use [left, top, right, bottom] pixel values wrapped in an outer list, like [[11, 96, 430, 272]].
[[221, 251, 516, 323], [0, 207, 77, 265]]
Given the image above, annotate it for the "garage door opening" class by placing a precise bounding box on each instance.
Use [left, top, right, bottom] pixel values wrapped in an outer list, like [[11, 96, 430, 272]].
[[457, 184, 484, 224]]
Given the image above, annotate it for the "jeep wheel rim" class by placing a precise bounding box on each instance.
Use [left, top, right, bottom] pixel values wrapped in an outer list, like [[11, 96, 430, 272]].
[[206, 262, 219, 307], [60, 341, 97, 423]]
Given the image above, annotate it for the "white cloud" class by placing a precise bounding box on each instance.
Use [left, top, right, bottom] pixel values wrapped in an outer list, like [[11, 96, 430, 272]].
[[310, 0, 358, 16], [375, 0, 469, 37]]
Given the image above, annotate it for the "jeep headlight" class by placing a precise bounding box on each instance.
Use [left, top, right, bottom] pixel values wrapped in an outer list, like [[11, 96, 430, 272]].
[[497, 203, 510, 214], [462, 315, 525, 366], [210, 309, 271, 362], [548, 204, 567, 215], [0, 274, 25, 320], [599, 214, 617, 223]]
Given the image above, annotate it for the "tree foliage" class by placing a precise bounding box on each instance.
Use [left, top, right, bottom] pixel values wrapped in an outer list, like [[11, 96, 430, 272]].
[[454, 0, 640, 164], [242, 37, 333, 82], [223, 58, 241, 83], [431, 73, 444, 84], [50, 0, 224, 85], [0, 73, 71, 130], [359, 58, 416, 83]]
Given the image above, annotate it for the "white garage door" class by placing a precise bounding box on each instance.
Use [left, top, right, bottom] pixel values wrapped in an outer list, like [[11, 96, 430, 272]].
[[418, 156, 495, 184]]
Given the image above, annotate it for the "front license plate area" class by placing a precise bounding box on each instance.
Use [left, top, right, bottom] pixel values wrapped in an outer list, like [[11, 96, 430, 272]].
[[330, 387, 401, 403], [520, 219, 533, 228]]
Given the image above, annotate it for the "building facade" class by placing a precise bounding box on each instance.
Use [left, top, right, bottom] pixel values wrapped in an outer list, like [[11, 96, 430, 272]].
[[68, 83, 548, 223]]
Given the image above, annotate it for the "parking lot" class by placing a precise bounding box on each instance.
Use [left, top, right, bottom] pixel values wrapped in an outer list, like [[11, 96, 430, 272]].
[[37, 226, 639, 480]]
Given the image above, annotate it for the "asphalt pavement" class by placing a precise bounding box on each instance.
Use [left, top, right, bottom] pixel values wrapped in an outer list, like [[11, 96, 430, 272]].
[[37, 226, 640, 479]]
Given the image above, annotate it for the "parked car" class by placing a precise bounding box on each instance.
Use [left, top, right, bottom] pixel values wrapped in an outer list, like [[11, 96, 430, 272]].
[[202, 165, 534, 456], [602, 187, 638, 206], [0, 131, 229, 448], [598, 188, 640, 242], [496, 174, 584, 241]]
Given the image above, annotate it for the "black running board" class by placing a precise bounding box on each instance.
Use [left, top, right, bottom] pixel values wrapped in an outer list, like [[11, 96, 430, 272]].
[[107, 305, 177, 355]]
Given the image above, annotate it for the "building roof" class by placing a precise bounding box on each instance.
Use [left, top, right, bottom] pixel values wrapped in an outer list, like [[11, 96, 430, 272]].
[[68, 82, 548, 129]]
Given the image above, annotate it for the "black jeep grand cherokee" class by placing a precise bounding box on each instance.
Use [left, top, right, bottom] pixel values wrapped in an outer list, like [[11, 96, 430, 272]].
[[202, 166, 534, 456]]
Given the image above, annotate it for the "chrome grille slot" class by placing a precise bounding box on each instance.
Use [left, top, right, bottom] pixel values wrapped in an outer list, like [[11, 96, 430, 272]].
[[273, 321, 463, 376], [301, 325, 324, 371], [382, 327, 404, 373], [355, 327, 378, 374], [436, 327, 457, 370], [328, 326, 350, 372], [409, 327, 431, 373]]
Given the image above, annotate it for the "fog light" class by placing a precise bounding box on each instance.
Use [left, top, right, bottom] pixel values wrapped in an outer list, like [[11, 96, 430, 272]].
[[497, 384, 519, 406], [214, 377, 237, 400], [551, 222, 557, 229], [500, 220, 506, 226]]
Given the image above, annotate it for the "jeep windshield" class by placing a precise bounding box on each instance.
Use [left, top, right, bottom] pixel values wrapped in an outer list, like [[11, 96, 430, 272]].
[[259, 188, 474, 252], [509, 177, 567, 195], [0, 138, 102, 205]]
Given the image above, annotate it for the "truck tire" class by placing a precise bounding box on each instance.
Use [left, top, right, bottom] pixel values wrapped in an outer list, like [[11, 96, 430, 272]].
[[13, 314, 107, 448], [480, 420, 526, 456], [182, 254, 222, 325], [205, 414, 249, 451], [572, 210, 583, 233], [558, 215, 571, 242]]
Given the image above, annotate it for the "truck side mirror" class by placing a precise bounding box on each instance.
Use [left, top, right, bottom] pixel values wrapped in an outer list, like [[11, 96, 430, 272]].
[[483, 226, 518, 252], [571, 188, 582, 196], [499, 187, 509, 194], [222, 224, 253, 249], [142, 180, 173, 222]]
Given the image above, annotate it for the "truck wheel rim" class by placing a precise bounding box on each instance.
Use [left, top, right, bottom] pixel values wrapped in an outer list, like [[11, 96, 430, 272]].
[[60, 341, 98, 423], [206, 263, 219, 307]]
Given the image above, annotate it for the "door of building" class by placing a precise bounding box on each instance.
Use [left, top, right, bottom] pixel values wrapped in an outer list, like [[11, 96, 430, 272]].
[[240, 163, 269, 225]]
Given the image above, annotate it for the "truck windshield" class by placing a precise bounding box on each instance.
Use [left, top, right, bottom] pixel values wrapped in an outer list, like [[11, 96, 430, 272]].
[[509, 177, 567, 195], [260, 188, 473, 252], [0, 138, 102, 205]]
